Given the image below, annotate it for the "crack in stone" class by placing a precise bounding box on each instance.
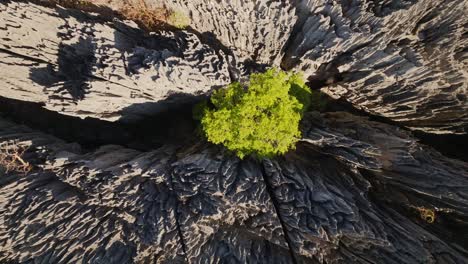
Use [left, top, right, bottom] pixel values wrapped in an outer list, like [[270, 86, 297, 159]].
[[259, 160, 299, 264]]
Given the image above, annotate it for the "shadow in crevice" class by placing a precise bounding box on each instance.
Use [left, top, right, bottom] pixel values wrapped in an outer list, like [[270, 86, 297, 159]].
[[319, 93, 468, 162], [298, 62, 468, 162], [367, 0, 419, 17], [116, 92, 205, 149], [0, 92, 203, 152], [306, 62, 343, 89]]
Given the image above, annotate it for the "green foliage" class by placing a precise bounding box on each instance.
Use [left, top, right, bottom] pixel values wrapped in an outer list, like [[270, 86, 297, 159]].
[[167, 10, 190, 29], [198, 68, 312, 159]]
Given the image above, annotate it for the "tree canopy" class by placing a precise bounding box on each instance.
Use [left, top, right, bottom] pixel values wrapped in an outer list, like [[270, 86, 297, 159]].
[[197, 68, 311, 159]]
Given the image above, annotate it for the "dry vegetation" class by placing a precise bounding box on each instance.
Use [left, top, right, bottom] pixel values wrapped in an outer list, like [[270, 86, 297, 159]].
[[416, 207, 436, 223], [30, 0, 189, 31], [0, 141, 32, 174], [119, 0, 172, 31]]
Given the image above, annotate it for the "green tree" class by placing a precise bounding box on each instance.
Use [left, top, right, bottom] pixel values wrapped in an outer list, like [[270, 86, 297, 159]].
[[199, 68, 311, 159]]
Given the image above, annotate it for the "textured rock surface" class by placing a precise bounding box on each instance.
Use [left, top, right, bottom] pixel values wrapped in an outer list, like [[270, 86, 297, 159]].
[[160, 0, 296, 72], [0, 118, 292, 263], [1, 1, 468, 263], [284, 0, 468, 134], [0, 1, 232, 122], [1, 113, 467, 263], [2, 1, 467, 133]]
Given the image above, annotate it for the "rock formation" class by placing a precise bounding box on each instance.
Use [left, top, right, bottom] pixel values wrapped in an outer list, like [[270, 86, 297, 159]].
[[284, 0, 468, 134], [0, 2, 232, 122], [0, 0, 467, 263], [1, 112, 467, 263]]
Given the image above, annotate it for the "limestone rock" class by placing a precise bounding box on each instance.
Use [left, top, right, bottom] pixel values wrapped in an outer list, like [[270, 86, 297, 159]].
[[0, 1, 232, 122], [1, 113, 467, 263], [284, 0, 468, 134], [1, 1, 468, 263], [161, 0, 297, 72]]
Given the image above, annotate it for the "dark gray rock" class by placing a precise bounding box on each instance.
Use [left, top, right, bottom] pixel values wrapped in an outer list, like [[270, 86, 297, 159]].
[[1, 112, 467, 263], [0, 118, 293, 263], [171, 148, 293, 263], [262, 112, 468, 262]]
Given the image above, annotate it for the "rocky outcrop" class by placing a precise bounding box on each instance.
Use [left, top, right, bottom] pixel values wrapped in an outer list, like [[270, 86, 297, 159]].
[[1, 113, 467, 263], [161, 0, 297, 70], [0, 1, 232, 122], [1, 1, 466, 133], [1, 1, 468, 263], [153, 0, 467, 134], [284, 0, 468, 134], [0, 117, 292, 263]]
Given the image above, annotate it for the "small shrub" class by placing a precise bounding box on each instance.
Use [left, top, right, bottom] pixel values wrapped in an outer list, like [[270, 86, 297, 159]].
[[39, 0, 178, 32], [0, 141, 32, 174], [167, 10, 190, 29], [198, 68, 311, 159], [119, 0, 170, 31], [416, 207, 435, 223]]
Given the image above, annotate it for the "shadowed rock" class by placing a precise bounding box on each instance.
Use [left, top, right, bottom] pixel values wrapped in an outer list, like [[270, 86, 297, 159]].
[[1, 113, 467, 263]]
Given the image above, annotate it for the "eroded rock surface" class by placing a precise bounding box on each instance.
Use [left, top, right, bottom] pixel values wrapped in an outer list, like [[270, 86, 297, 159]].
[[284, 0, 468, 134], [1, 1, 468, 263], [0, 117, 292, 263], [161, 0, 297, 71], [1, 1, 467, 133], [1, 113, 467, 263], [0, 1, 232, 122]]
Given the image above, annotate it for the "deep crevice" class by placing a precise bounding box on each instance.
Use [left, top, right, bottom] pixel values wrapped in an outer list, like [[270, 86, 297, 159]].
[[259, 160, 299, 264], [302, 64, 468, 162], [167, 163, 190, 262], [321, 94, 468, 162], [8, 0, 465, 162], [0, 96, 199, 152], [359, 168, 468, 255]]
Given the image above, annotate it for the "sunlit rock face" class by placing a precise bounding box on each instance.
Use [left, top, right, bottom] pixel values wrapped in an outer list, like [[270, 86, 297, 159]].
[[1, 1, 467, 133], [283, 0, 468, 134], [0, 2, 232, 122], [0, 1, 467, 263]]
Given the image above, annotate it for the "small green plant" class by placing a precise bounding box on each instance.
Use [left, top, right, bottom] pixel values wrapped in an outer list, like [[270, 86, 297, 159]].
[[167, 10, 190, 29], [197, 68, 311, 159]]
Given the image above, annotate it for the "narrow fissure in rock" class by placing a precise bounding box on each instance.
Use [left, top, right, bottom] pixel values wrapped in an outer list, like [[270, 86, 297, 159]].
[[167, 169, 190, 262], [259, 160, 299, 264], [0, 96, 199, 152]]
